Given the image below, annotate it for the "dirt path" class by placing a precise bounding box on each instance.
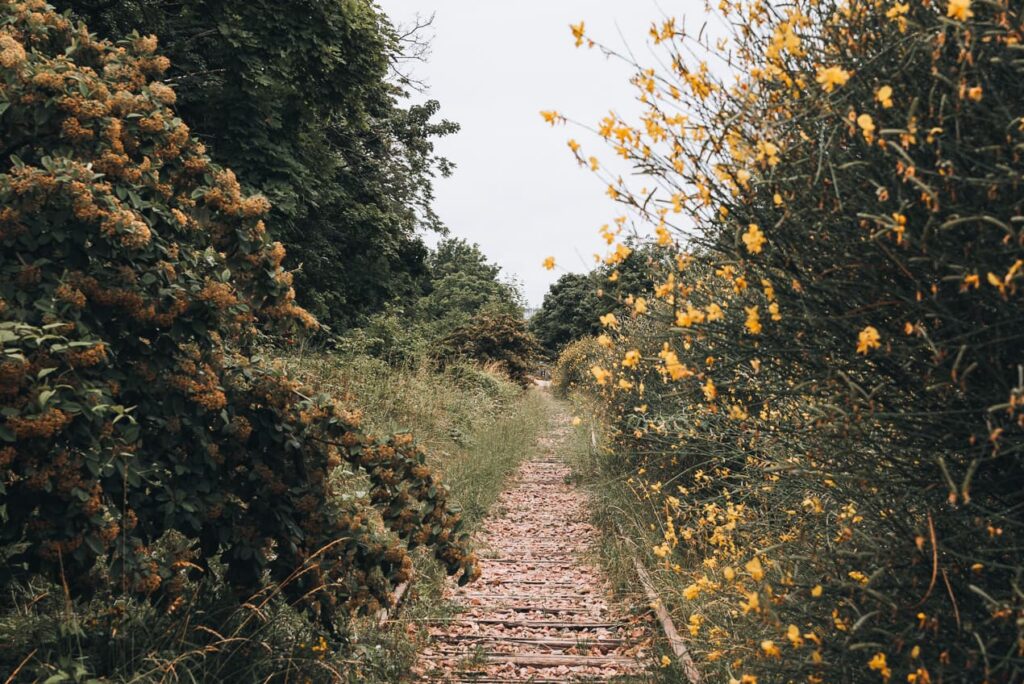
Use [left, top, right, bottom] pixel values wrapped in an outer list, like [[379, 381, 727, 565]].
[[412, 414, 653, 682]]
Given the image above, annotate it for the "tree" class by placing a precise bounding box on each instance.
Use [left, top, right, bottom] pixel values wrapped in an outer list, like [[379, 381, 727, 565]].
[[418, 238, 523, 326], [529, 273, 602, 353], [530, 241, 655, 355], [62, 0, 458, 330]]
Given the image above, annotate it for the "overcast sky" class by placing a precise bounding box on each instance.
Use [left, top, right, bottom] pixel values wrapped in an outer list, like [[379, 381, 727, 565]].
[[376, 0, 670, 307]]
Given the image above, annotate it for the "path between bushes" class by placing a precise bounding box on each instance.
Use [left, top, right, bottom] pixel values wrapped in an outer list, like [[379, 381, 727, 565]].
[[411, 407, 654, 682]]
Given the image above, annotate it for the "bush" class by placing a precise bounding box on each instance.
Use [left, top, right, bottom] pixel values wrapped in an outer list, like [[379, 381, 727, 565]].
[[551, 336, 603, 399], [440, 313, 542, 387], [0, 0, 475, 643], [559, 1, 1024, 681]]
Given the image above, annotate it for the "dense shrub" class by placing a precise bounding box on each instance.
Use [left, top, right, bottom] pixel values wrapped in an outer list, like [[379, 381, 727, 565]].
[[550, 336, 602, 399], [0, 0, 475, 637], [440, 313, 542, 387], [556, 0, 1024, 681]]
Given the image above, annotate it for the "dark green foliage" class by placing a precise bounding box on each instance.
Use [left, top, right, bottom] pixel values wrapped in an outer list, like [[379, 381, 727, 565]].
[[343, 238, 527, 364], [0, 6, 475, 671], [529, 273, 602, 354], [62, 0, 457, 330], [530, 242, 655, 355], [441, 314, 542, 387], [419, 238, 523, 324]]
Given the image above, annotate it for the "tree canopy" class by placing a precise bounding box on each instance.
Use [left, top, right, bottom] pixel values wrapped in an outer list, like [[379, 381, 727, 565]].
[[530, 241, 654, 355], [63, 0, 457, 330]]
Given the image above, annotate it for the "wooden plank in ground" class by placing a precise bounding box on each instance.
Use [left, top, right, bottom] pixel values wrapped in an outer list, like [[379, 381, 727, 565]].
[[460, 605, 593, 614], [456, 592, 599, 600], [435, 634, 627, 648], [632, 556, 703, 683], [480, 558, 575, 565], [418, 652, 639, 668], [481, 653, 639, 667], [421, 618, 624, 629], [443, 679, 649, 684]]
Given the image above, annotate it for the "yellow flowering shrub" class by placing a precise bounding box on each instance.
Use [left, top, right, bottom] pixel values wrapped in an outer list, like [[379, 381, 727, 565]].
[[558, 0, 1024, 680]]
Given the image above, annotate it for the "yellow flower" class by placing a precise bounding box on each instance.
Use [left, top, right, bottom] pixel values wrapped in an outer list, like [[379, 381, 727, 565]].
[[597, 334, 613, 348], [542, 256, 556, 270], [702, 378, 717, 401], [590, 365, 612, 385], [675, 304, 706, 327], [811, 584, 823, 597], [816, 65, 851, 92], [761, 640, 781, 658], [786, 624, 804, 648], [876, 85, 893, 108], [617, 378, 634, 390], [857, 113, 875, 142], [567, 138, 580, 153], [745, 306, 762, 335], [660, 655, 671, 668], [723, 566, 735, 581], [540, 110, 562, 125], [571, 416, 582, 426], [857, 326, 881, 354], [622, 350, 641, 368], [891, 212, 907, 244], [745, 556, 764, 581], [682, 584, 700, 600], [849, 570, 870, 585], [887, 2, 909, 19], [658, 345, 688, 378], [868, 652, 891, 681], [599, 312, 619, 329], [570, 21, 585, 47], [589, 156, 599, 171], [907, 668, 931, 683], [655, 225, 672, 246], [742, 223, 766, 254], [947, 0, 973, 22], [756, 140, 780, 167], [633, 297, 648, 314], [706, 303, 724, 322], [740, 590, 759, 613]]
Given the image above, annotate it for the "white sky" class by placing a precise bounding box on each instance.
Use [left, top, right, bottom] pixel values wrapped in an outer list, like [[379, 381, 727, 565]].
[[376, 0, 681, 307]]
